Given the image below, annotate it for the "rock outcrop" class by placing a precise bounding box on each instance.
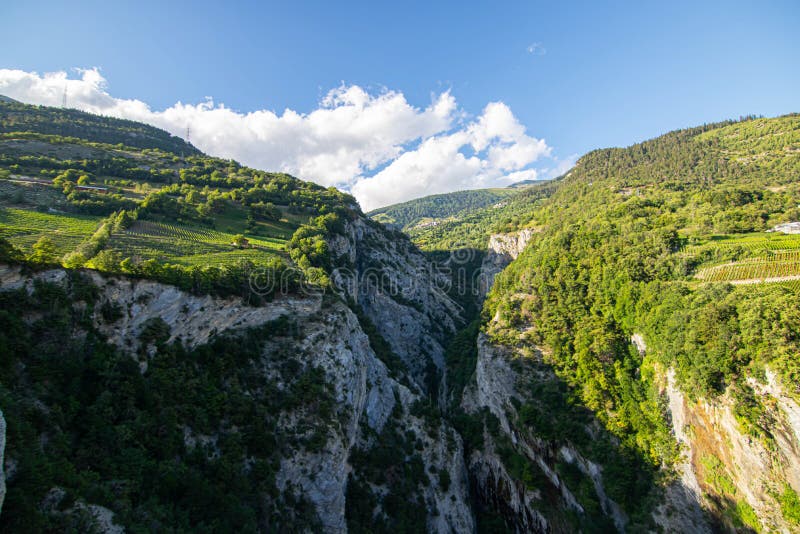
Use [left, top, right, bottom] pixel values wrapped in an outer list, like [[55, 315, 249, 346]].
[[328, 218, 463, 394], [272, 298, 473, 532], [661, 366, 800, 533], [478, 229, 535, 298], [0, 263, 474, 533]]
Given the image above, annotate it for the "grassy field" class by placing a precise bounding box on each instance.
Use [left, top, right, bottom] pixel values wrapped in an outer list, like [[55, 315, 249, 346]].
[[0, 207, 102, 255]]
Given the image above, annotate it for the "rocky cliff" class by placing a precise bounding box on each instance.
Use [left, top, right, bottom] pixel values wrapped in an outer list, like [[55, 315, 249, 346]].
[[479, 229, 536, 298], [0, 247, 474, 532], [4, 217, 798, 532], [660, 365, 800, 533], [328, 218, 463, 397], [461, 334, 632, 532], [459, 309, 800, 533]]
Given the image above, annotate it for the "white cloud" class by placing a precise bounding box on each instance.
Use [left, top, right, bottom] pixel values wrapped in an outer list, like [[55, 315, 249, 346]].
[[527, 42, 546, 56], [0, 67, 560, 210], [352, 102, 553, 209]]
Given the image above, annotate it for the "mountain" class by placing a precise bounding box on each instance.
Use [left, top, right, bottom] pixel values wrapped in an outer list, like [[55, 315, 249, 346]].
[[0, 100, 199, 156], [461, 114, 800, 532], [508, 178, 549, 188], [368, 187, 520, 230], [0, 101, 474, 532], [1, 101, 800, 533]]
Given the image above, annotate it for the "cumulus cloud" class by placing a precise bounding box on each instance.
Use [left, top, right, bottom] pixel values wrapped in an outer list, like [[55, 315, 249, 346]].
[[352, 103, 552, 208], [0, 67, 564, 210]]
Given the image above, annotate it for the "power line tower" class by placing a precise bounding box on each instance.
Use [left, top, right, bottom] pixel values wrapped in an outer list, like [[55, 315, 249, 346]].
[[62, 85, 68, 108], [186, 125, 191, 144]]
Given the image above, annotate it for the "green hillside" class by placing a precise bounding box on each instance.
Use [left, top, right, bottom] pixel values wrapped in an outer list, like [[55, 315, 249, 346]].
[[0, 100, 359, 299], [368, 187, 521, 230], [473, 114, 800, 523], [3, 98, 800, 531], [0, 100, 199, 156], [406, 180, 557, 250]]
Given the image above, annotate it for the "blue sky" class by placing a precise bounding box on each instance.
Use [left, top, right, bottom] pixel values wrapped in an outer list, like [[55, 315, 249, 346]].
[[1, 0, 798, 208]]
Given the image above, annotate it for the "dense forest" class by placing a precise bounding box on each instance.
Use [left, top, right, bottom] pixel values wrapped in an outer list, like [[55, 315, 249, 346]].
[[477, 114, 800, 529]]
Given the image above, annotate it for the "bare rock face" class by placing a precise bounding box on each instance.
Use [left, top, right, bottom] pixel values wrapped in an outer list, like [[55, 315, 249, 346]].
[[39, 487, 124, 533], [487, 229, 537, 260], [328, 218, 462, 393], [479, 229, 536, 298], [651, 369, 711, 533], [662, 366, 800, 533]]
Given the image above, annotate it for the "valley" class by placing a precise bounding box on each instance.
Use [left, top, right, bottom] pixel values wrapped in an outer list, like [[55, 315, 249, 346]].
[[0, 101, 799, 533]]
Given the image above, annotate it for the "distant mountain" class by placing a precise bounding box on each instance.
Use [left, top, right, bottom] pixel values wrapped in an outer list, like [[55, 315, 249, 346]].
[[368, 187, 519, 230], [0, 100, 200, 156], [508, 178, 549, 188], [0, 95, 20, 103]]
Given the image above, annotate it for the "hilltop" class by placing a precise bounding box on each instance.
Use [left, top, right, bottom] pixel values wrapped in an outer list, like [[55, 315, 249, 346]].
[[0, 100, 198, 156], [368, 187, 521, 230], [0, 100, 362, 299]]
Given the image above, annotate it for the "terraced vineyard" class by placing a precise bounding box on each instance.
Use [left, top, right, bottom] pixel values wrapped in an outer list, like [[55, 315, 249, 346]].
[[693, 233, 800, 283], [0, 207, 101, 255], [109, 219, 286, 266], [685, 232, 800, 255]]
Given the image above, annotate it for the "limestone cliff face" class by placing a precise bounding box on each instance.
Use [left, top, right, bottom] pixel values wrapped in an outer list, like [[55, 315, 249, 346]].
[[479, 229, 535, 298], [661, 366, 800, 533], [270, 298, 473, 533], [462, 335, 628, 532], [327, 218, 463, 392], [0, 264, 474, 533]]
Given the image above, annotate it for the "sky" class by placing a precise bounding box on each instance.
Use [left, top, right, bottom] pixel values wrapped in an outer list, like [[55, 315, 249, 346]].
[[0, 0, 798, 210]]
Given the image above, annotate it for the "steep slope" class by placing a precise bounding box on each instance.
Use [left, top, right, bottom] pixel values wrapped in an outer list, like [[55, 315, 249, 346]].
[[450, 114, 800, 531], [0, 264, 473, 532], [4, 100, 800, 533], [0, 101, 476, 532]]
